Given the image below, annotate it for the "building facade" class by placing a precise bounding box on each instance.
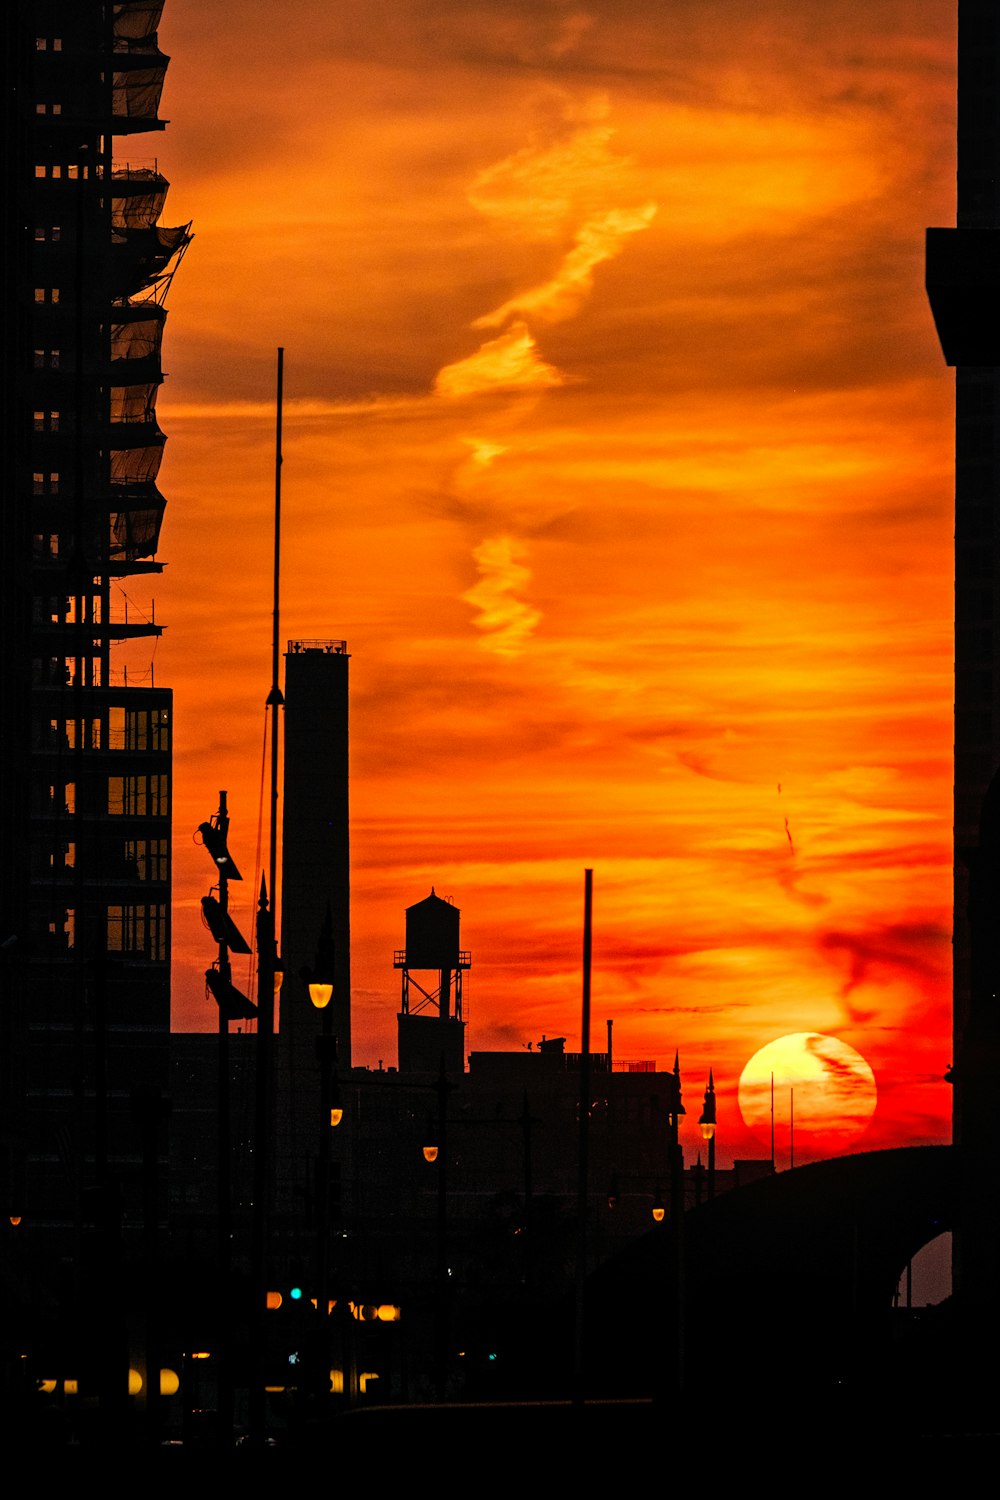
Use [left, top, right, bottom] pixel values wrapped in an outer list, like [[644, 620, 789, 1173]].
[[1, 1, 185, 1256]]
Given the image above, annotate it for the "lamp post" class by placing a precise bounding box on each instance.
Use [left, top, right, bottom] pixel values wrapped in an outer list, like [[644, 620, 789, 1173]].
[[667, 1050, 686, 1399], [304, 905, 338, 1403], [197, 793, 254, 1446], [419, 1058, 453, 1401], [699, 1069, 717, 1202]]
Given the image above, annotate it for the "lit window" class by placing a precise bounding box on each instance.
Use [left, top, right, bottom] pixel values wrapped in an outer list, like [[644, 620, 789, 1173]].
[[35, 165, 46, 179], [51, 165, 61, 179]]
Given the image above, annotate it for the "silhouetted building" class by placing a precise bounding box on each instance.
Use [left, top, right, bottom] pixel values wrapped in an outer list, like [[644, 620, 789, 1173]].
[[926, 0, 1000, 1313], [275, 639, 351, 1215], [1, 2, 186, 1248]]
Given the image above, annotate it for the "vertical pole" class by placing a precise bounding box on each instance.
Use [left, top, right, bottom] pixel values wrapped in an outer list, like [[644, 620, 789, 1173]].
[[434, 1057, 449, 1402], [573, 869, 593, 1405], [790, 1086, 795, 1171], [770, 1071, 775, 1169], [216, 791, 233, 1446], [317, 1008, 334, 1405], [251, 348, 285, 1443], [521, 1089, 533, 1293]]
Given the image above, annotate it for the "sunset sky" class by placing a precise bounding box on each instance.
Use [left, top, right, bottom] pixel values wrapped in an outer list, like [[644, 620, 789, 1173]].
[[130, 0, 957, 1164]]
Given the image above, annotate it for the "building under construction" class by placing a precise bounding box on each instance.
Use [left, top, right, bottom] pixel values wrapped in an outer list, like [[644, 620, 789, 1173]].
[[1, 1, 186, 1274]]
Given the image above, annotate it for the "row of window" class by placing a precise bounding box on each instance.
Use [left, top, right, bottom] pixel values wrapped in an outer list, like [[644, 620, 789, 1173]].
[[36, 709, 169, 754], [107, 904, 168, 961], [34, 410, 60, 431], [35, 226, 62, 241], [34, 164, 92, 180], [39, 904, 168, 963], [107, 775, 168, 817], [32, 839, 168, 883], [38, 777, 169, 818]]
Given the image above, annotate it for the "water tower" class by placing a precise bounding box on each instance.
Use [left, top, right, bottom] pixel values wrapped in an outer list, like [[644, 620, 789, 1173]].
[[395, 889, 470, 1075]]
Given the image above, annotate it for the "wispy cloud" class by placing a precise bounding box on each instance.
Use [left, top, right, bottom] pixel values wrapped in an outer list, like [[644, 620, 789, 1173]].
[[435, 323, 564, 396], [475, 202, 658, 328], [462, 536, 542, 655]]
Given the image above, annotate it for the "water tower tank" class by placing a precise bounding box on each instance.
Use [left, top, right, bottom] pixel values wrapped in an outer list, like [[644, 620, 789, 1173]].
[[405, 889, 460, 971]]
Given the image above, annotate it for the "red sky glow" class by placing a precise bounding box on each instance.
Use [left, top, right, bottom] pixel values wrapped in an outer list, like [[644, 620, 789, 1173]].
[[132, 1, 956, 1165]]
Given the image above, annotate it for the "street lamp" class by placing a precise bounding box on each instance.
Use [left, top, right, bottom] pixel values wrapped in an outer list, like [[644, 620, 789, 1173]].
[[651, 1187, 665, 1223], [698, 1069, 717, 1201], [422, 1112, 439, 1164]]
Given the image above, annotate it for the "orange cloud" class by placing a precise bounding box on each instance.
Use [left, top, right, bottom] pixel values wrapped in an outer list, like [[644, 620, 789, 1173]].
[[462, 536, 542, 656]]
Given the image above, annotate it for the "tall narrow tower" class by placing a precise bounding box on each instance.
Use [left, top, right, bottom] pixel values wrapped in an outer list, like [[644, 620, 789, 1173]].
[[276, 640, 351, 1212], [1, 2, 187, 1243], [926, 0, 1000, 1312]]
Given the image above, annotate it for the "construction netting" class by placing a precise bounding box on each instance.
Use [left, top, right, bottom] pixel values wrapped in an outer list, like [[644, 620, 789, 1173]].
[[111, 224, 192, 299], [112, 169, 169, 232], [110, 487, 166, 562], [110, 306, 166, 364], [113, 1, 164, 43], [111, 383, 158, 424], [110, 436, 164, 487], [113, 59, 168, 126]]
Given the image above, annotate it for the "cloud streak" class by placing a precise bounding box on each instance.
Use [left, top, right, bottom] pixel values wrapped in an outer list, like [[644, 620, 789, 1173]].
[[462, 536, 542, 656]]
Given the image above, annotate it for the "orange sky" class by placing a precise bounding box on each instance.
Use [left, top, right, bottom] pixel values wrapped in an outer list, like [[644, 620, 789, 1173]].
[[123, 0, 957, 1164]]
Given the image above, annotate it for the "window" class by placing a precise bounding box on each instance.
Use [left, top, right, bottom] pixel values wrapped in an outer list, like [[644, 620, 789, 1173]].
[[121, 706, 170, 751], [34, 227, 62, 243], [33, 410, 59, 432], [107, 774, 168, 817], [107, 903, 167, 961], [33, 348, 61, 369], [64, 718, 99, 751], [124, 839, 168, 882], [34, 288, 60, 304], [32, 472, 60, 494]]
